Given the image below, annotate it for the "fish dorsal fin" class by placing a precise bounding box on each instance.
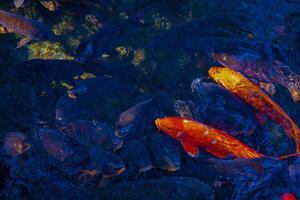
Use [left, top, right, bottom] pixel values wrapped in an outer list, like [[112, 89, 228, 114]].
[[181, 141, 199, 157]]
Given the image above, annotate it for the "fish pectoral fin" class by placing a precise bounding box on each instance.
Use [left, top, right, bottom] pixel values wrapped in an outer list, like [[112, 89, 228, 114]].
[[16, 37, 32, 49], [181, 142, 199, 157]]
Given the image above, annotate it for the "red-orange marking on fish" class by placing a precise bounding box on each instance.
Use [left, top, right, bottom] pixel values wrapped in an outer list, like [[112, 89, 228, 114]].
[[208, 67, 300, 153], [282, 193, 297, 200]]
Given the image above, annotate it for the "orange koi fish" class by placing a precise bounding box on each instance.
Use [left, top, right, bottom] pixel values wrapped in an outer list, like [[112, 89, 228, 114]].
[[155, 117, 300, 160], [208, 67, 300, 153], [155, 117, 264, 158]]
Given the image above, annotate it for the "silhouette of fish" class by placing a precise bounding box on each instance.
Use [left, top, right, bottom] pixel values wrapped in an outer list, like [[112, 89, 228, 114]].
[[0, 10, 55, 48]]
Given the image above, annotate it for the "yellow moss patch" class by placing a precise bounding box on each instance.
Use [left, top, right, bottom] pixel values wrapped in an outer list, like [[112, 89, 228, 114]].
[[28, 42, 74, 60], [132, 49, 145, 66]]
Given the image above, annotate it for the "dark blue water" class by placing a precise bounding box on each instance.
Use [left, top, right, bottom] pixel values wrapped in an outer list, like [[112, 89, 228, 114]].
[[0, 0, 300, 199]]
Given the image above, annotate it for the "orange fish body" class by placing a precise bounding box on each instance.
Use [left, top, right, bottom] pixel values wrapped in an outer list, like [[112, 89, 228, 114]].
[[155, 117, 264, 158], [208, 67, 300, 153]]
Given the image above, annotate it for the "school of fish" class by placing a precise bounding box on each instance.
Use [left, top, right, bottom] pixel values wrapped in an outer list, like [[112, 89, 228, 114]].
[[156, 66, 300, 199]]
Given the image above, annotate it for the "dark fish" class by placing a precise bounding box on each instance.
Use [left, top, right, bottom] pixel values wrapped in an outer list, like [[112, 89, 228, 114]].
[[58, 120, 123, 151], [147, 134, 181, 172], [190, 78, 257, 136], [8, 59, 86, 102], [75, 21, 153, 64], [207, 157, 282, 199], [55, 76, 135, 123], [115, 92, 174, 139], [0, 10, 55, 48], [1, 132, 31, 157], [79, 150, 125, 187], [119, 140, 153, 176], [37, 128, 74, 161], [90, 150, 125, 177]]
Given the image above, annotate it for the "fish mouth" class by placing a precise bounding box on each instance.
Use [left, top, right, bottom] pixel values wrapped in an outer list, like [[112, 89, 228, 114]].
[[166, 165, 180, 172], [154, 119, 161, 129], [165, 160, 181, 172], [15, 141, 32, 155]]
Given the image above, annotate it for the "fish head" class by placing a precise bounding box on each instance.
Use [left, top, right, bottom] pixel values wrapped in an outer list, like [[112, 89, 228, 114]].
[[208, 67, 243, 91], [155, 117, 206, 139], [2, 132, 32, 157], [155, 117, 186, 140], [212, 52, 239, 68]]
